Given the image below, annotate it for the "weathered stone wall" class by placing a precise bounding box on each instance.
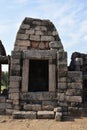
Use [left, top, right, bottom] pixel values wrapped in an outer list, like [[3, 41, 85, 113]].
[[69, 52, 87, 72], [0, 96, 6, 115], [66, 71, 82, 116], [6, 18, 83, 120]]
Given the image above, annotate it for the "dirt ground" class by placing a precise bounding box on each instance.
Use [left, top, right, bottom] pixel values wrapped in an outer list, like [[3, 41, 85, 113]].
[[0, 115, 87, 130]]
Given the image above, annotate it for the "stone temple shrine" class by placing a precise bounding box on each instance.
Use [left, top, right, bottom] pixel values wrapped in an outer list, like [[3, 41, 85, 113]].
[[0, 17, 87, 121]]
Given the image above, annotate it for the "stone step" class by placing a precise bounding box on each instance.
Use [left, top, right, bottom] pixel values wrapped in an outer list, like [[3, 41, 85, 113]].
[[23, 103, 55, 111], [24, 104, 41, 111], [13, 111, 36, 119], [13, 110, 55, 119], [37, 111, 54, 119]]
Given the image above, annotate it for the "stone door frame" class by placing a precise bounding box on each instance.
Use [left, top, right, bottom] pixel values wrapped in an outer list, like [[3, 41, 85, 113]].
[[22, 50, 57, 92]]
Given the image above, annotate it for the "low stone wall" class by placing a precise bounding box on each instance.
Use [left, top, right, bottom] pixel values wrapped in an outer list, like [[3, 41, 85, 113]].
[[66, 71, 82, 116]]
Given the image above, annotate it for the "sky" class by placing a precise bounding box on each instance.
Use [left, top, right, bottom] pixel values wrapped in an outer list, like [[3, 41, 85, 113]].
[[0, 0, 87, 71]]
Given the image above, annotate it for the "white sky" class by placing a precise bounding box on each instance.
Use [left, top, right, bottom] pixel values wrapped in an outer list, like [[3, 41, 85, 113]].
[[0, 0, 87, 71]]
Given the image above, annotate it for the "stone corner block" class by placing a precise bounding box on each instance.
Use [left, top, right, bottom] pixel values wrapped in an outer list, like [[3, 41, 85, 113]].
[[55, 112, 62, 121]]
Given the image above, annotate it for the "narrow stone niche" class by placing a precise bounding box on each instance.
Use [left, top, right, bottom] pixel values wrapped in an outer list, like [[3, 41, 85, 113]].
[[28, 60, 49, 92]]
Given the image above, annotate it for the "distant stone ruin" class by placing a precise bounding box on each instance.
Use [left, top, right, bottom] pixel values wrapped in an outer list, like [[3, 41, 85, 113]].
[[0, 17, 87, 121]]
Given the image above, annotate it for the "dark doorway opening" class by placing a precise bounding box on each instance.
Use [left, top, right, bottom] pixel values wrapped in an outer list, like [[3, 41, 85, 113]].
[[28, 60, 49, 92], [83, 80, 87, 103]]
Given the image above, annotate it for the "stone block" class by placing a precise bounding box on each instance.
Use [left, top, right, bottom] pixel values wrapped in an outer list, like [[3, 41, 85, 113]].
[[58, 83, 67, 90], [9, 93, 19, 100], [13, 111, 36, 119], [55, 112, 62, 121], [31, 41, 39, 48], [39, 42, 45, 49], [68, 107, 80, 116], [37, 111, 54, 119], [13, 99, 19, 105], [20, 24, 30, 29], [0, 96, 6, 103], [57, 93, 65, 101], [9, 81, 20, 88], [22, 59, 29, 92], [35, 30, 44, 35], [0, 109, 6, 115], [0, 103, 6, 109], [62, 112, 68, 116], [30, 35, 40, 41], [17, 34, 29, 40], [48, 31, 52, 35], [66, 96, 82, 103], [42, 105, 54, 111], [18, 29, 25, 34], [20, 92, 56, 101], [49, 41, 62, 49], [33, 21, 44, 26], [42, 101, 56, 106], [45, 42, 49, 49], [6, 103, 13, 109], [42, 101, 56, 110], [71, 102, 81, 107], [66, 89, 82, 96], [67, 71, 82, 83], [52, 31, 58, 36], [75, 58, 83, 65], [13, 105, 21, 110], [41, 36, 54, 41], [9, 88, 20, 93], [49, 63, 56, 92], [23, 50, 56, 59], [14, 46, 28, 51], [10, 69, 21, 76], [58, 101, 68, 107], [6, 99, 13, 103], [26, 29, 35, 35], [54, 107, 62, 112], [35, 26, 47, 31], [6, 109, 14, 115], [58, 64, 67, 72], [11, 65, 21, 71], [67, 83, 82, 89], [58, 77, 66, 83], [12, 51, 22, 59], [58, 72, 67, 78], [11, 59, 21, 65], [10, 76, 21, 82], [24, 104, 41, 111], [15, 40, 30, 47], [57, 52, 67, 63]]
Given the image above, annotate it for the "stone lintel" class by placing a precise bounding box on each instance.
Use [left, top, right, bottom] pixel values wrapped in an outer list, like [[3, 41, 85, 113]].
[[23, 50, 57, 59]]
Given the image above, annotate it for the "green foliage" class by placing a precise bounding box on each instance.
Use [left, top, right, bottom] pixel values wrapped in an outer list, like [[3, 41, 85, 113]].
[[1, 71, 8, 88], [1, 85, 6, 91]]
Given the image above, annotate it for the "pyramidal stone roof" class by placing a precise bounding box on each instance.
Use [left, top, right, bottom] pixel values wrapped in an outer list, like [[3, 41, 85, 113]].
[[14, 17, 64, 51]]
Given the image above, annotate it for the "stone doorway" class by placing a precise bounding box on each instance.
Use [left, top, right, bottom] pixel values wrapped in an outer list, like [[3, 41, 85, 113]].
[[28, 60, 49, 92]]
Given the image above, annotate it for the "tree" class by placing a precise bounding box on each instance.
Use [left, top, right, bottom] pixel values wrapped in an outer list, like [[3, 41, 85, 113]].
[[1, 71, 8, 88]]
